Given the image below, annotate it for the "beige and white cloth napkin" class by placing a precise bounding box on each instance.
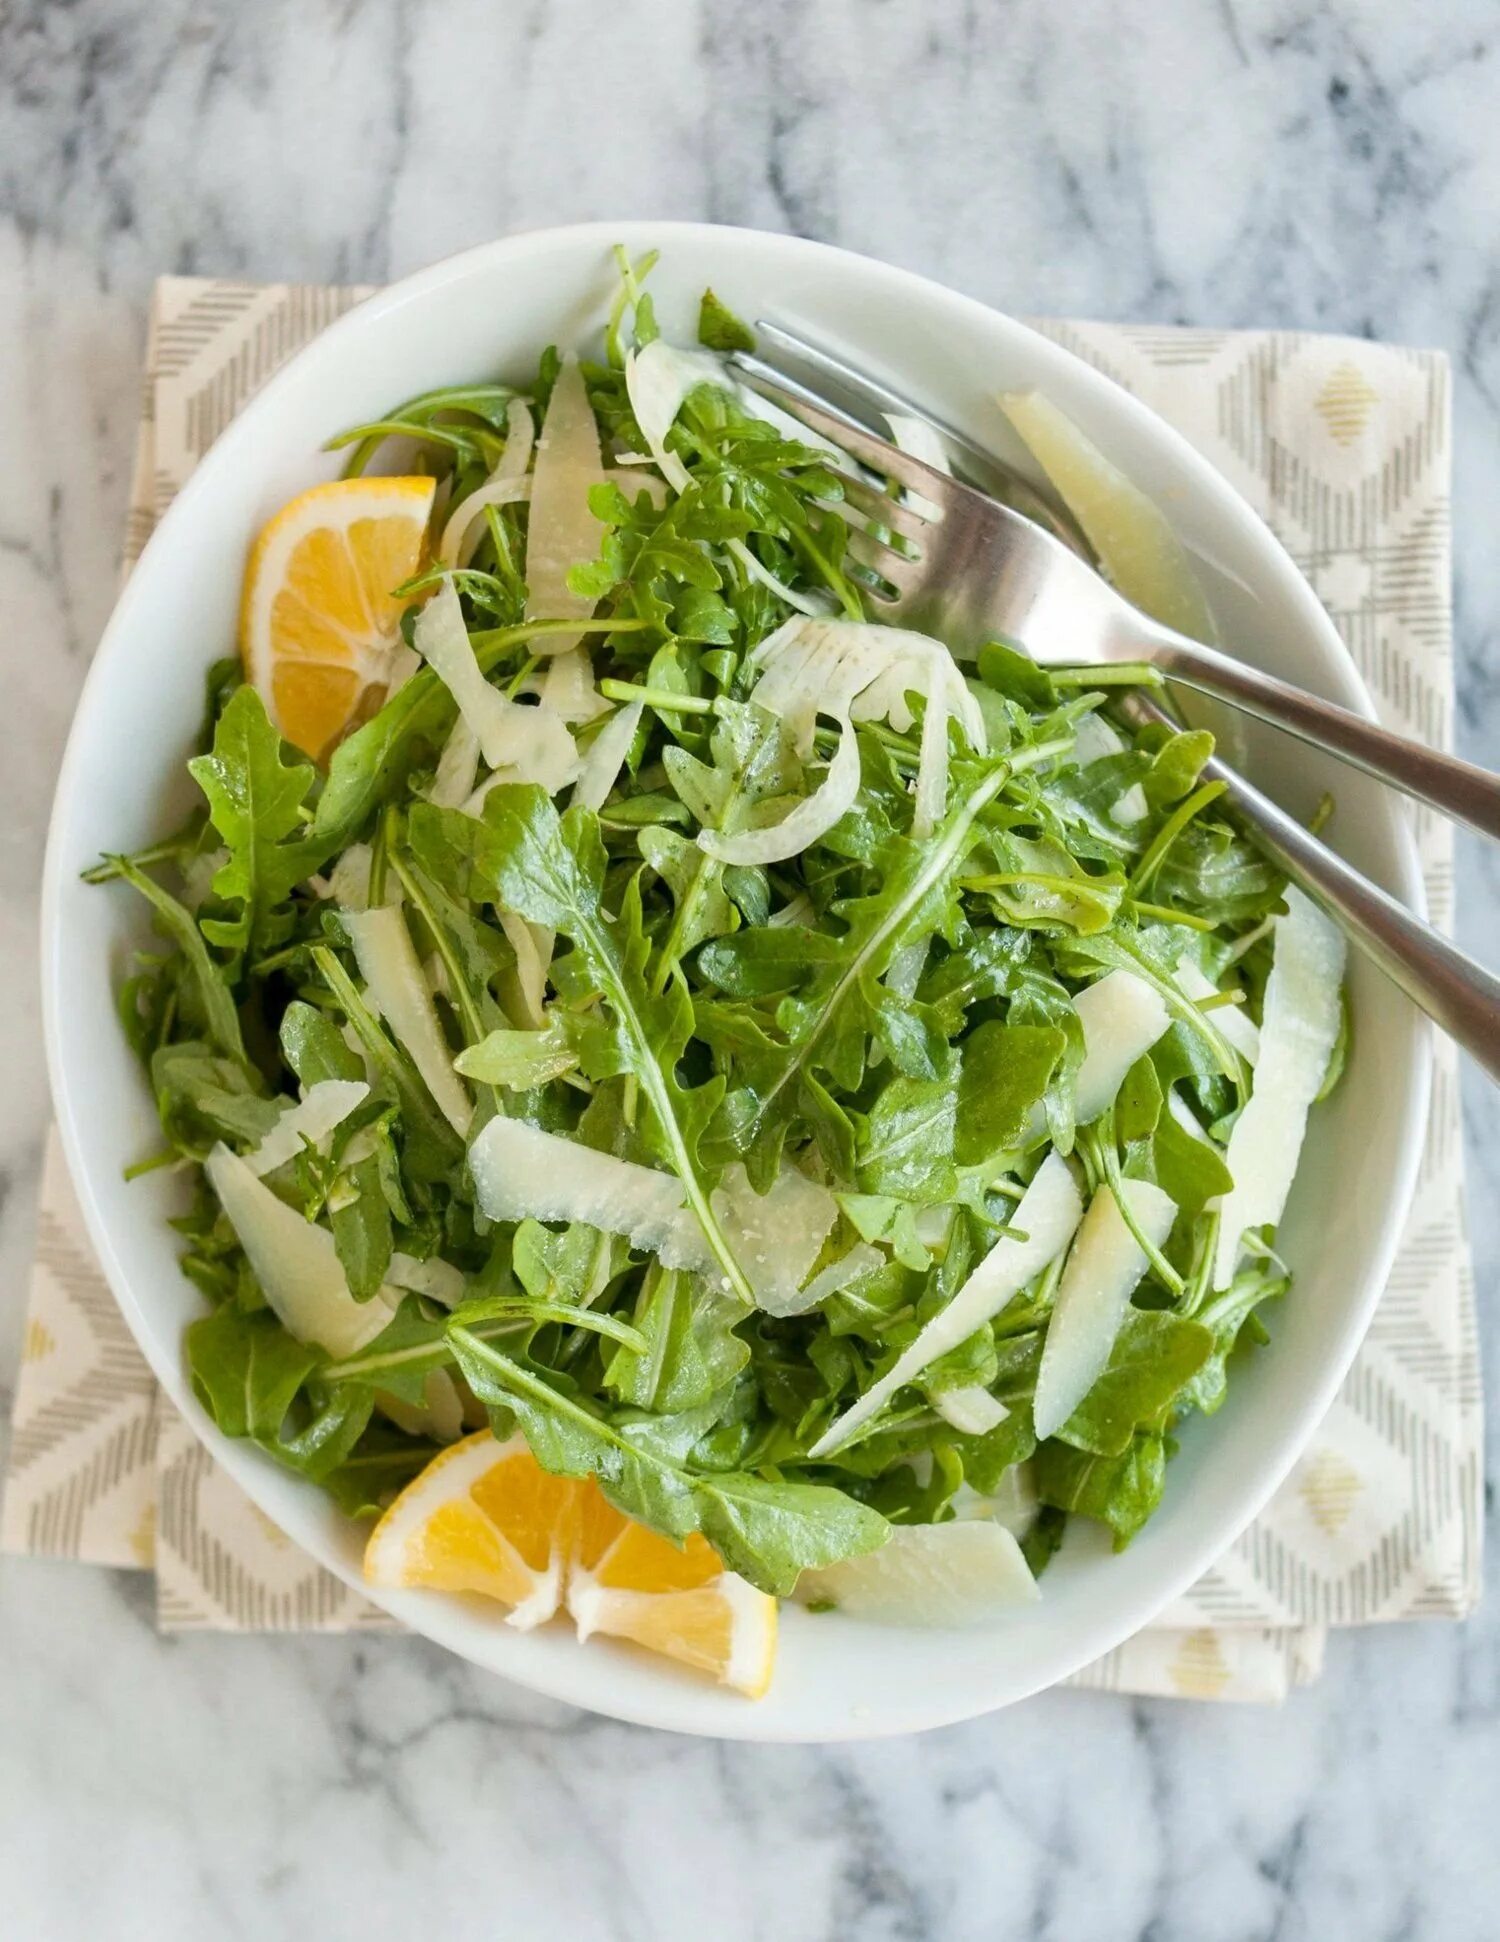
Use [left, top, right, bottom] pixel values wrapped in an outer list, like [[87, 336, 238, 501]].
[[1, 279, 1480, 1702]]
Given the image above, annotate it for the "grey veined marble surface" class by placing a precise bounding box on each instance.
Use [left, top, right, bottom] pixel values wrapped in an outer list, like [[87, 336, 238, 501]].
[[2, 2, 1498, 1937]]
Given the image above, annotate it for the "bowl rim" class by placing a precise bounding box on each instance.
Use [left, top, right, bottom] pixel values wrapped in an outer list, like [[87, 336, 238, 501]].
[[41, 220, 1432, 1739]]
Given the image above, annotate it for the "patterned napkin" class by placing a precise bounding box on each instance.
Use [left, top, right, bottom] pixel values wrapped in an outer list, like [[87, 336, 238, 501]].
[[2, 279, 1480, 1702]]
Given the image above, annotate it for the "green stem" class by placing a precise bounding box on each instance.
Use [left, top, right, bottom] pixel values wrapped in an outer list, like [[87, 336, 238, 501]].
[[1127, 780, 1228, 896], [311, 945, 461, 1160], [742, 758, 1024, 1144], [1123, 898, 1215, 931], [1049, 663, 1166, 690], [600, 679, 716, 716]]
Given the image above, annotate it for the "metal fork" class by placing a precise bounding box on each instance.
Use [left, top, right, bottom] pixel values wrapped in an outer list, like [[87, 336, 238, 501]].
[[730, 326, 1500, 1085]]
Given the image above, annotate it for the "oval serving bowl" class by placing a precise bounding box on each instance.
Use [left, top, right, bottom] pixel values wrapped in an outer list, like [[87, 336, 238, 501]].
[[41, 222, 1429, 1741]]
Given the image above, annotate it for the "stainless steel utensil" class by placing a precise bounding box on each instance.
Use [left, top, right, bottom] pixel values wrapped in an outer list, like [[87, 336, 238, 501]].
[[730, 326, 1500, 1083]]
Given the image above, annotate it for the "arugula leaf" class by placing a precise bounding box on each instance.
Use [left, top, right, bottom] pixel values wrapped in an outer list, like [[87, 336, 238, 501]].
[[187, 685, 318, 957], [188, 1304, 374, 1483], [411, 786, 752, 1302], [604, 1265, 749, 1412], [856, 1076, 958, 1205], [454, 1021, 580, 1089], [1052, 1310, 1214, 1456], [1035, 1430, 1166, 1547], [151, 1042, 279, 1155], [694, 1473, 887, 1592], [698, 288, 756, 353], [724, 760, 1021, 1184], [110, 857, 246, 1063], [954, 1022, 1066, 1166]]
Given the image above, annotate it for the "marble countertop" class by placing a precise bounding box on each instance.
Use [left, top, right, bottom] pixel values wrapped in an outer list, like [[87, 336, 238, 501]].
[[2, 2, 1497, 1936]]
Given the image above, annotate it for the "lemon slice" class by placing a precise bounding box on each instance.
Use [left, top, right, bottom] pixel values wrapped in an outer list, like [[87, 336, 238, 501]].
[[240, 475, 436, 762], [363, 1430, 573, 1630], [567, 1480, 777, 1697], [363, 1431, 777, 1694]]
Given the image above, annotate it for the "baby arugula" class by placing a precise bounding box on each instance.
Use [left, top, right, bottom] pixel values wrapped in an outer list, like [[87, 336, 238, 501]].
[[96, 256, 1321, 1600]]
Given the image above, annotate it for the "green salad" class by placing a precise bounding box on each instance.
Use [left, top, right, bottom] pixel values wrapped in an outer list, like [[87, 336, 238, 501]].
[[93, 252, 1347, 1614]]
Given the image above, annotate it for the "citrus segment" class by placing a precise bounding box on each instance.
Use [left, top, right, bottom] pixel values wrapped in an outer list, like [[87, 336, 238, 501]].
[[362, 1433, 778, 1695], [240, 476, 436, 762], [362, 1431, 570, 1630]]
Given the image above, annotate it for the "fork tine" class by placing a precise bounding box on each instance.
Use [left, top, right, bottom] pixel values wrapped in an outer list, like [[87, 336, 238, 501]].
[[842, 526, 919, 597], [827, 470, 932, 547], [744, 322, 1096, 565], [729, 358, 957, 508], [752, 320, 1010, 488]]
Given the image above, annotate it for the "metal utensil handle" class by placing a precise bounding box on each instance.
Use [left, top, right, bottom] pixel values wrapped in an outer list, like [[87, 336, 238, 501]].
[[1149, 629, 1500, 843], [1115, 690, 1499, 1081], [1209, 752, 1500, 1082]]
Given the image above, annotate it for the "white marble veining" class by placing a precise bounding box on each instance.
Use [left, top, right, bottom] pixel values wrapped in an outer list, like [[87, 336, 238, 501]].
[[2, 1, 1498, 1935]]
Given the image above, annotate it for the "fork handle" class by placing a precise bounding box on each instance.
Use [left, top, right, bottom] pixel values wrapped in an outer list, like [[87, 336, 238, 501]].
[[1142, 630, 1500, 842], [1177, 722, 1500, 1083]]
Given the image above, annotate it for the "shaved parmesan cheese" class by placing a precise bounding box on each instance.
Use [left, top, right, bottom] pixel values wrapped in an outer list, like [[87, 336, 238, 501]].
[[796, 1520, 1038, 1625], [467, 1121, 855, 1313], [1000, 389, 1218, 642], [417, 581, 579, 791], [326, 841, 377, 914], [573, 700, 643, 812], [1071, 711, 1148, 824], [496, 911, 552, 1027], [602, 466, 669, 506], [204, 1144, 397, 1358], [469, 1117, 689, 1258], [385, 1251, 467, 1307], [714, 1164, 838, 1314], [1175, 956, 1261, 1066], [525, 353, 606, 653], [1071, 969, 1173, 1124], [988, 1461, 1040, 1539], [933, 1385, 1009, 1437], [809, 1152, 1083, 1458], [539, 647, 610, 726], [244, 1080, 369, 1177], [885, 412, 949, 520], [377, 1370, 465, 1443], [785, 1243, 885, 1317], [344, 904, 473, 1137], [1033, 1179, 1178, 1439], [181, 845, 229, 912], [428, 716, 483, 810], [1213, 888, 1345, 1288], [1072, 712, 1124, 766], [624, 340, 723, 494]]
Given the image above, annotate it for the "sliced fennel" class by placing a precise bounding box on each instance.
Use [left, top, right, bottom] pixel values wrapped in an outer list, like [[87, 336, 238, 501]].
[[415, 580, 579, 791]]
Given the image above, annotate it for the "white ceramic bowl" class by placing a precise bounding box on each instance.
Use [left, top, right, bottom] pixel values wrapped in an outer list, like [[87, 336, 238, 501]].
[[42, 222, 1429, 1740]]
